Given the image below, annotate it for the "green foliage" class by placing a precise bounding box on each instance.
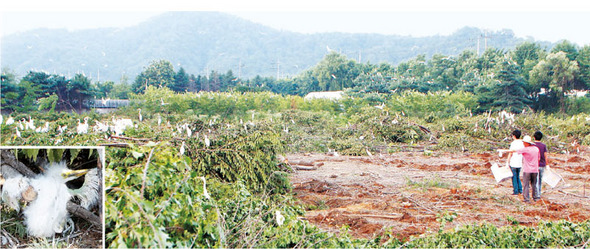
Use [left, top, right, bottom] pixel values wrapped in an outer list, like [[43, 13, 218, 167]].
[[37, 94, 58, 112], [399, 220, 590, 248], [5, 89, 590, 248], [132, 59, 176, 93], [530, 52, 580, 113], [406, 175, 457, 191]]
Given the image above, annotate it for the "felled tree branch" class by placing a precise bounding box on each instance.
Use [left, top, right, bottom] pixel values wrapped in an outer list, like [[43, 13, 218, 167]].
[[67, 202, 102, 228], [1, 150, 36, 178]]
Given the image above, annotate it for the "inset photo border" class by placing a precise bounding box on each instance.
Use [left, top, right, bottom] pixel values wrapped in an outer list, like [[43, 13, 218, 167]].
[[0, 146, 105, 249]]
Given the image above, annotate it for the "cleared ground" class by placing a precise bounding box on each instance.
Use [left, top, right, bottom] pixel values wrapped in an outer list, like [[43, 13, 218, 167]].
[[288, 148, 590, 241]]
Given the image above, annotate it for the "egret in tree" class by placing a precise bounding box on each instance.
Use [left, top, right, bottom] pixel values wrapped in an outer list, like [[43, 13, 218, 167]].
[[204, 135, 210, 148], [180, 141, 185, 156], [26, 117, 36, 130], [200, 176, 210, 199], [138, 108, 143, 122], [6, 115, 15, 125], [77, 117, 89, 134]]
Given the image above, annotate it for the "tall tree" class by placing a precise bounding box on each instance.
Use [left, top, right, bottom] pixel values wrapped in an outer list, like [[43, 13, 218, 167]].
[[475, 58, 530, 113], [551, 40, 578, 61], [575, 45, 590, 90], [530, 51, 580, 113], [310, 52, 360, 91], [132, 60, 176, 93], [171, 67, 190, 92], [1, 69, 20, 112], [511, 41, 546, 82], [68, 73, 95, 112]]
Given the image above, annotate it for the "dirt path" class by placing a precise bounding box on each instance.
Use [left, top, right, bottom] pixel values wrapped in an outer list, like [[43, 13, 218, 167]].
[[288, 150, 590, 241]]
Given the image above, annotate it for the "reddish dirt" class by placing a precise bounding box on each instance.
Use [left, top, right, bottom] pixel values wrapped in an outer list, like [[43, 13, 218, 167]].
[[288, 149, 590, 242]]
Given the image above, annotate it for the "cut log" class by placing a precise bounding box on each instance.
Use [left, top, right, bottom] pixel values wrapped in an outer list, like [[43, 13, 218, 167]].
[[294, 165, 317, 171], [289, 159, 316, 166]]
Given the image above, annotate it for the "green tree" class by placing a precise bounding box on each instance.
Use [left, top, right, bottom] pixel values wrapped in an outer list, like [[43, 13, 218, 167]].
[[132, 60, 176, 93], [68, 73, 95, 112], [95, 81, 115, 99], [1, 68, 20, 112], [575, 45, 590, 90], [530, 51, 580, 113], [310, 52, 360, 91], [171, 67, 190, 92], [551, 40, 578, 61], [475, 59, 530, 113], [110, 82, 132, 99], [511, 41, 546, 82], [429, 54, 460, 90]]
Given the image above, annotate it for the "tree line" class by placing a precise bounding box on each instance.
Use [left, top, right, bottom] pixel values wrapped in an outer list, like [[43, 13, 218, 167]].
[[2, 40, 589, 114]]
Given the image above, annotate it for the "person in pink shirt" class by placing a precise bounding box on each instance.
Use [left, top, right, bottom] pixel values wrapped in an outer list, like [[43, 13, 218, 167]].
[[512, 135, 540, 203]]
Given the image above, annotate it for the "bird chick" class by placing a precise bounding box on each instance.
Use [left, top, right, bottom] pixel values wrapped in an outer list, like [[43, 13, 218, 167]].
[[23, 162, 91, 237]]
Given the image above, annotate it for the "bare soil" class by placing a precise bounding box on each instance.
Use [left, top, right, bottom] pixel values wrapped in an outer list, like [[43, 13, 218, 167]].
[[288, 148, 590, 242]]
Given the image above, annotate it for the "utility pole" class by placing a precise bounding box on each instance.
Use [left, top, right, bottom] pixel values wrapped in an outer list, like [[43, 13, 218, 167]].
[[238, 59, 242, 79], [276, 58, 280, 80], [477, 36, 481, 56], [358, 50, 362, 63]]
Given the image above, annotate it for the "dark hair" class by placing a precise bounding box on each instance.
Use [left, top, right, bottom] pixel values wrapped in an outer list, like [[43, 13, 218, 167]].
[[533, 131, 543, 141], [512, 130, 521, 139]]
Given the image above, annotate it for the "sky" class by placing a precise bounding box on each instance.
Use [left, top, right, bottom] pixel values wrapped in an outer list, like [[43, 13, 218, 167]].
[[1, 0, 590, 46]]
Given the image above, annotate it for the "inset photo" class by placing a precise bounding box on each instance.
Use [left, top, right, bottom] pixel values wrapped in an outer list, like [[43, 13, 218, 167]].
[[0, 147, 104, 248]]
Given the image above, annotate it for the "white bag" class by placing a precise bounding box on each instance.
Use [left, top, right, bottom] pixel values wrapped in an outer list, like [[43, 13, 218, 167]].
[[542, 166, 562, 188], [491, 162, 513, 183]]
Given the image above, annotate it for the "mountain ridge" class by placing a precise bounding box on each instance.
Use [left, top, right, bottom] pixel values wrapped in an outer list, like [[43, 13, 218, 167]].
[[1, 12, 551, 82]]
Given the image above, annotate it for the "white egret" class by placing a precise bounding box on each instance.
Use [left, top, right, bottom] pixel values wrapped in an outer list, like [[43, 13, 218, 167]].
[[15, 127, 21, 138], [76, 117, 89, 134], [111, 117, 133, 136], [138, 108, 143, 122], [94, 121, 109, 133], [204, 135, 210, 148], [6, 115, 15, 125], [1, 175, 32, 212], [36, 122, 49, 133], [18, 119, 25, 130], [200, 177, 210, 199], [180, 141, 185, 156], [23, 162, 97, 237], [157, 115, 162, 126], [275, 210, 285, 226], [186, 124, 192, 137], [26, 117, 35, 130], [57, 125, 67, 134]]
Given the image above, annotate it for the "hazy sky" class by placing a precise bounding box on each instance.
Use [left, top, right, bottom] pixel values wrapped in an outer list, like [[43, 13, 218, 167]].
[[2, 0, 590, 45]]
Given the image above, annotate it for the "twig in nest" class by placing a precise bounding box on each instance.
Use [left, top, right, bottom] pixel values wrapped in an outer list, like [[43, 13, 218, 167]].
[[66, 202, 101, 228]]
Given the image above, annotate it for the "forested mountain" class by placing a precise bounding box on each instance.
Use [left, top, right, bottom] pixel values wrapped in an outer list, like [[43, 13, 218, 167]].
[[1, 12, 551, 82]]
